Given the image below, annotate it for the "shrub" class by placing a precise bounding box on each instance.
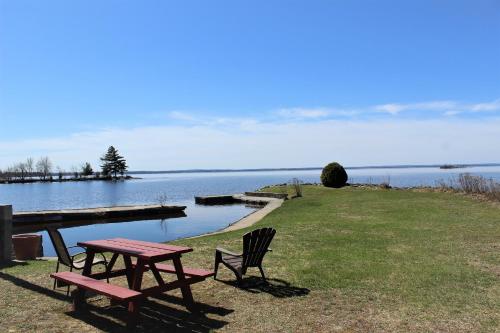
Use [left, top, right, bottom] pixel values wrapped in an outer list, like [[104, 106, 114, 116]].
[[289, 178, 303, 197], [156, 192, 168, 206], [321, 162, 348, 188]]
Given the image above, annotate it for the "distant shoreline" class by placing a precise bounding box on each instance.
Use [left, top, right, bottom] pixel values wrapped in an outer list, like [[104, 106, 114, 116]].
[[0, 175, 137, 185], [128, 163, 500, 175]]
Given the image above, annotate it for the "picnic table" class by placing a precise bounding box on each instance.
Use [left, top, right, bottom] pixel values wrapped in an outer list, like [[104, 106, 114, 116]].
[[51, 238, 214, 327]]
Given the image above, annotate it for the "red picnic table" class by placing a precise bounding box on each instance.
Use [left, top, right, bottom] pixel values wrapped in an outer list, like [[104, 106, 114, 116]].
[[51, 238, 214, 328]]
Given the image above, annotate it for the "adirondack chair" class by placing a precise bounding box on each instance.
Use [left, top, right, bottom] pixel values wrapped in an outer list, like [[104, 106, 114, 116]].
[[214, 227, 276, 284], [46, 228, 108, 295]]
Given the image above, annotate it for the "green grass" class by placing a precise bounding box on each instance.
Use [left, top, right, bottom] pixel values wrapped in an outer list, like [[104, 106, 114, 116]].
[[1, 186, 499, 332], [176, 186, 500, 330]]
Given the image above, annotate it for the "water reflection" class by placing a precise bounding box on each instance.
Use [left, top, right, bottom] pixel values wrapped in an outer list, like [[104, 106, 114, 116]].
[[37, 202, 255, 256]]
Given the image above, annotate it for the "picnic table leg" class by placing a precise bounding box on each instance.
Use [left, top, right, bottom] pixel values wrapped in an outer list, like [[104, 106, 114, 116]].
[[122, 255, 134, 289], [172, 256, 197, 312], [149, 263, 165, 285], [72, 250, 95, 310], [127, 259, 145, 329], [106, 253, 119, 275]]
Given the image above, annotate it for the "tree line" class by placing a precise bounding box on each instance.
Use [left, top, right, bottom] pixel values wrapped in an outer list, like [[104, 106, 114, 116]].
[[0, 146, 128, 182]]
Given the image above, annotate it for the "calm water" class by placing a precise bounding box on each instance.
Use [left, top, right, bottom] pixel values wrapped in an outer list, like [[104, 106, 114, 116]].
[[1, 166, 500, 256]]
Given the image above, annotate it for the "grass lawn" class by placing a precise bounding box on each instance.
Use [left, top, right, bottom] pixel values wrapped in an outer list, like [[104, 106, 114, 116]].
[[0, 186, 499, 332]]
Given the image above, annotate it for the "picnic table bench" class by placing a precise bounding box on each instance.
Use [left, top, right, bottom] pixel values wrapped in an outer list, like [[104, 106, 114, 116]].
[[51, 238, 213, 328]]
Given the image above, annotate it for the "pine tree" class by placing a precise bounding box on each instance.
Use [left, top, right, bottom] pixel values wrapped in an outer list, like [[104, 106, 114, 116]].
[[100, 146, 128, 178], [81, 162, 94, 176]]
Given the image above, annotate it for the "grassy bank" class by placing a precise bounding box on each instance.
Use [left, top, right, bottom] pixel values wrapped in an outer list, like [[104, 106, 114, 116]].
[[1, 186, 499, 332]]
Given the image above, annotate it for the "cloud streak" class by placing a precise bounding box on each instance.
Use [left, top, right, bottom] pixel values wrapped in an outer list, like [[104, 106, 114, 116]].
[[2, 98, 499, 170], [1, 117, 499, 170], [374, 99, 500, 116], [273, 98, 500, 118]]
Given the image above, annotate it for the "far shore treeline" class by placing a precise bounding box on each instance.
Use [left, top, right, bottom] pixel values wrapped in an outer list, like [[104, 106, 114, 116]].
[[0, 146, 128, 183]]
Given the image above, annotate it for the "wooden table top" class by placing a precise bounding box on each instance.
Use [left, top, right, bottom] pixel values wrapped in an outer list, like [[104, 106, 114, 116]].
[[78, 238, 193, 260]]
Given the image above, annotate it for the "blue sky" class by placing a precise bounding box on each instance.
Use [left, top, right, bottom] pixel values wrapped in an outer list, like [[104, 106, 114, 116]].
[[0, 1, 499, 170]]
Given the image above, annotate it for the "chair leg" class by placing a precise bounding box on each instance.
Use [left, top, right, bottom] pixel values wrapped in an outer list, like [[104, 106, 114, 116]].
[[214, 251, 222, 280], [258, 265, 267, 282], [66, 266, 73, 296], [236, 274, 243, 286], [53, 261, 60, 290]]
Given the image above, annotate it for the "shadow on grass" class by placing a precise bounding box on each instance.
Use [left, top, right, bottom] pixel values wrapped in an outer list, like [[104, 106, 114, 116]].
[[219, 276, 310, 298], [0, 260, 28, 269], [0, 271, 68, 301], [68, 299, 231, 332], [0, 271, 232, 332], [151, 293, 234, 317]]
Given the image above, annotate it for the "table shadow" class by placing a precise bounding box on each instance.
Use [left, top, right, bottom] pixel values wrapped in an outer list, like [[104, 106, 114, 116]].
[[218, 276, 310, 298], [0, 271, 232, 332], [0, 271, 68, 301], [68, 298, 231, 332]]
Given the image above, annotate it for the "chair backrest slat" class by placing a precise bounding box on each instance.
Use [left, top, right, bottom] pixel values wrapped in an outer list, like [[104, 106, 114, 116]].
[[46, 228, 72, 266], [242, 227, 276, 267]]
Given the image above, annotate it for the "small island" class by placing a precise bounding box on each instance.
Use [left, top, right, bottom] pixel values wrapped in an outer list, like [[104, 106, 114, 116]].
[[0, 145, 132, 184], [439, 164, 466, 169]]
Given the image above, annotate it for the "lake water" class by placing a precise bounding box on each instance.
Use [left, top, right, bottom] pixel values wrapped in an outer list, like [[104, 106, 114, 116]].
[[1, 165, 500, 256]]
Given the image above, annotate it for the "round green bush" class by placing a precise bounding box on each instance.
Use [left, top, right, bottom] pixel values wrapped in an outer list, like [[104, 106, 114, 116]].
[[320, 162, 348, 188]]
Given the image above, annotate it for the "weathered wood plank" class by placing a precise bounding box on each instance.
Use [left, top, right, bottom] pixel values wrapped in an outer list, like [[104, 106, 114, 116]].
[[14, 204, 186, 224], [51, 271, 143, 301]]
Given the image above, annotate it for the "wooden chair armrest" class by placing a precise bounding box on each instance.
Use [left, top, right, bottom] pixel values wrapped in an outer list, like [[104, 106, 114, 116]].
[[95, 252, 108, 264], [216, 247, 242, 256], [70, 252, 87, 261]]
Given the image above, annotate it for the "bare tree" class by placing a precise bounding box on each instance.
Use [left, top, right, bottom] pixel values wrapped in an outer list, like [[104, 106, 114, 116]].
[[5, 166, 16, 181], [56, 166, 65, 180], [26, 157, 34, 179], [70, 165, 79, 179], [36, 156, 53, 180], [17, 162, 28, 181]]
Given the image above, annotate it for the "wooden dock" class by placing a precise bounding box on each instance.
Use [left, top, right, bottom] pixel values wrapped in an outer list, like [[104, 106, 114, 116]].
[[195, 192, 287, 205], [194, 195, 237, 205], [244, 192, 288, 200], [194, 192, 287, 205], [13, 205, 187, 232]]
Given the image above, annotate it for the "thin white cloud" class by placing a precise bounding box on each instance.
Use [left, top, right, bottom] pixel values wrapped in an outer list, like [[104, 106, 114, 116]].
[[275, 107, 362, 119], [168, 99, 500, 125], [374, 104, 407, 115], [443, 110, 462, 116], [414, 101, 459, 110], [374, 99, 500, 116], [168, 111, 199, 122], [1, 117, 500, 170], [470, 99, 500, 112], [2, 98, 499, 170], [276, 107, 332, 119], [167, 111, 261, 131]]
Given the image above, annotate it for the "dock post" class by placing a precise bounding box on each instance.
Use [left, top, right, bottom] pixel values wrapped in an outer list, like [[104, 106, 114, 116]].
[[0, 205, 13, 262]]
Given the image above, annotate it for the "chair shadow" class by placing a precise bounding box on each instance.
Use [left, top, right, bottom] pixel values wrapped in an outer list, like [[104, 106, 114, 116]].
[[218, 276, 310, 298], [0, 271, 232, 332]]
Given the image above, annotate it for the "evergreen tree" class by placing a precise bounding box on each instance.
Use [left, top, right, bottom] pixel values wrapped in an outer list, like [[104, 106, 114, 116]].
[[100, 146, 128, 178], [81, 162, 94, 176]]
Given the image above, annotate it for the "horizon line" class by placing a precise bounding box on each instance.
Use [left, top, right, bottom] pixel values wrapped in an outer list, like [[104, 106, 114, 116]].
[[127, 162, 500, 174]]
